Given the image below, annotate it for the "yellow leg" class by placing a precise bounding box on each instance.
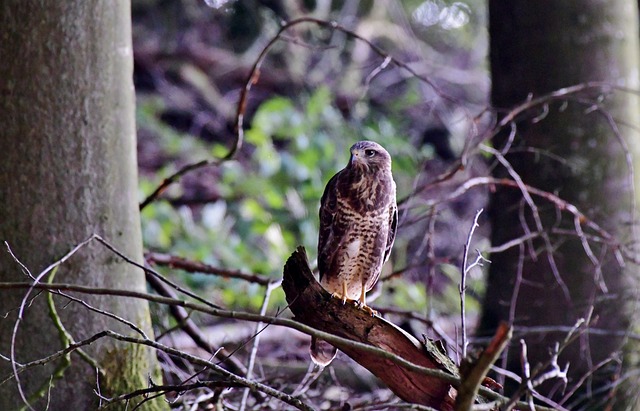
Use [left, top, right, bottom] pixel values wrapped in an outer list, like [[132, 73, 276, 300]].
[[359, 287, 366, 307], [329, 279, 355, 304], [358, 287, 377, 316], [341, 280, 349, 304]]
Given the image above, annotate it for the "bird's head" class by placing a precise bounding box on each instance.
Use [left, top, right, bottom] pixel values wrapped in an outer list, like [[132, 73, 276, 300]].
[[348, 141, 392, 173]]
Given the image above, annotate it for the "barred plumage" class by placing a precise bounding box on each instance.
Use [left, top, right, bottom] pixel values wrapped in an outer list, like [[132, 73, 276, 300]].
[[310, 140, 397, 367]]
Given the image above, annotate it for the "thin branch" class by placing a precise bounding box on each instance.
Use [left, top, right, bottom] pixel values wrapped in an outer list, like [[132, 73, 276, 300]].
[[145, 252, 272, 286], [482, 144, 572, 304], [233, 16, 460, 157], [5, 236, 95, 411], [62, 291, 148, 338], [460, 208, 486, 359], [503, 241, 526, 388], [0, 279, 554, 409], [502, 316, 590, 411], [94, 235, 222, 310], [513, 325, 640, 341], [415, 176, 616, 251], [139, 159, 215, 210], [98, 381, 243, 407], [144, 268, 247, 375], [96, 331, 314, 411], [3, 241, 35, 281], [239, 281, 279, 411]]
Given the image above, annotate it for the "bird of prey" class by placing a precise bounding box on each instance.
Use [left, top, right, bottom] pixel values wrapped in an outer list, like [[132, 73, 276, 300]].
[[310, 140, 398, 367]]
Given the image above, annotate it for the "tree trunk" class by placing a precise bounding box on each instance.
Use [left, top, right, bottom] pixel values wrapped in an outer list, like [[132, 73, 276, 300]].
[[0, 2, 165, 409], [480, 0, 640, 407]]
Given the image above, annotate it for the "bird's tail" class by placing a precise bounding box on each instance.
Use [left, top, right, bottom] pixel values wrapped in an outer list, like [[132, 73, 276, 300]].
[[310, 336, 337, 367]]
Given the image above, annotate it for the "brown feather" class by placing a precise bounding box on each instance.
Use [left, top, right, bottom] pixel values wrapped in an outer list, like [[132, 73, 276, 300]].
[[317, 141, 396, 298], [311, 141, 397, 366]]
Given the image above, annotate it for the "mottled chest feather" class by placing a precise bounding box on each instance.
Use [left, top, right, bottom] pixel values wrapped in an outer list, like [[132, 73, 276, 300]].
[[317, 141, 398, 301], [339, 167, 395, 214]]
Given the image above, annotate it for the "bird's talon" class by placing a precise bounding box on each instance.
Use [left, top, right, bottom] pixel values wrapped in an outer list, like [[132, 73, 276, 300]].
[[329, 292, 354, 305], [360, 304, 377, 316]]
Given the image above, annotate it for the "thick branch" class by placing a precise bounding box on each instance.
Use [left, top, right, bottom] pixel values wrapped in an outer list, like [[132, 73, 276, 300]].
[[282, 246, 459, 410]]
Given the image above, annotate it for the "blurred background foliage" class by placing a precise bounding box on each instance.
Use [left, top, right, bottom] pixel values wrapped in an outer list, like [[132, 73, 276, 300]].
[[133, 0, 490, 318]]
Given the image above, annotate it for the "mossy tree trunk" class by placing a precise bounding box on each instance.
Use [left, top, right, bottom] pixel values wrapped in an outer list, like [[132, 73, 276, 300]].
[[480, 0, 640, 407], [0, 2, 165, 410]]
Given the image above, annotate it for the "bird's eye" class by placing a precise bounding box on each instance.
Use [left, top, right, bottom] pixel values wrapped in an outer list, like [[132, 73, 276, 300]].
[[365, 149, 376, 157]]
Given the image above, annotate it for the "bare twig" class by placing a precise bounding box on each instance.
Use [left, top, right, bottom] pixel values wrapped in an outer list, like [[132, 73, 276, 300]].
[[98, 381, 243, 407], [145, 252, 272, 286], [94, 235, 222, 310], [513, 325, 640, 341], [96, 331, 314, 411], [143, 268, 247, 375], [139, 159, 215, 210], [373, 306, 457, 349], [290, 362, 322, 398], [460, 208, 488, 359], [239, 281, 279, 411], [482, 144, 572, 304], [5, 236, 95, 411], [413, 176, 617, 253], [502, 317, 590, 411], [233, 16, 460, 156], [502, 241, 526, 387]]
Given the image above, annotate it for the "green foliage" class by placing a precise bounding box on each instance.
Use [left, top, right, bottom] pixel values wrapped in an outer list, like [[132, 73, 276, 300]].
[[139, 87, 423, 310], [386, 278, 429, 312]]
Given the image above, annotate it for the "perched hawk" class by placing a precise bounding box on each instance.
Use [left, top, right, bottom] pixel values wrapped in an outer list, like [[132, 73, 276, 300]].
[[310, 140, 398, 366]]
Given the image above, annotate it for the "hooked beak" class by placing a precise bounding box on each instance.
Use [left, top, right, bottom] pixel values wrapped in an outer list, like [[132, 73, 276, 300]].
[[349, 149, 369, 171], [350, 149, 362, 165]]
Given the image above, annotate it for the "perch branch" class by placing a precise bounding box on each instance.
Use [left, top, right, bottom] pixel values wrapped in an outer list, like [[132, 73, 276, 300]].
[[280, 247, 553, 410], [283, 246, 477, 410]]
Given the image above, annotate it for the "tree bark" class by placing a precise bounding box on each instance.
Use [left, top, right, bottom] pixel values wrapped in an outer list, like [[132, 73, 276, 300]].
[[0, 2, 165, 409], [480, 0, 640, 406]]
